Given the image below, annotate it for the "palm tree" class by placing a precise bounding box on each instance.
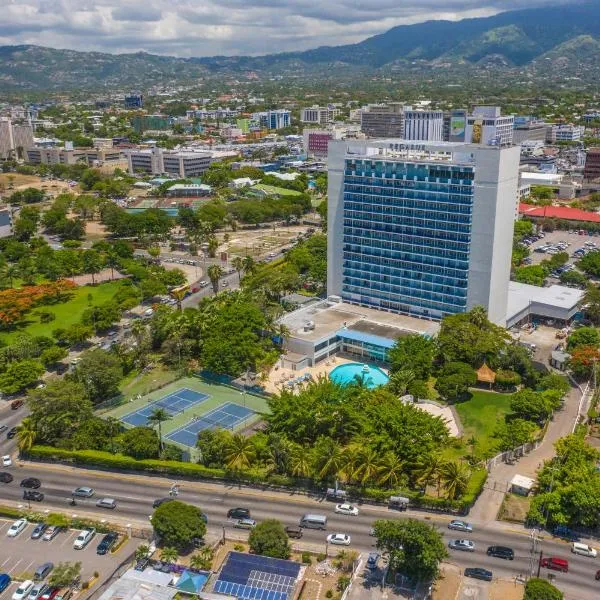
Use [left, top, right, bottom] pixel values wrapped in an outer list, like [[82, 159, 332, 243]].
[[377, 452, 405, 488], [4, 264, 18, 288], [148, 408, 171, 451], [232, 256, 244, 283], [351, 446, 380, 485], [159, 547, 178, 564], [105, 250, 119, 281], [413, 453, 446, 496], [171, 287, 188, 311], [225, 434, 255, 470], [388, 369, 416, 396], [314, 442, 345, 481], [274, 323, 291, 353], [242, 255, 256, 275], [17, 418, 36, 454], [440, 460, 471, 501], [469, 306, 488, 329], [207, 236, 219, 258], [135, 544, 150, 560], [289, 446, 312, 478], [190, 552, 210, 571], [207, 264, 224, 295]]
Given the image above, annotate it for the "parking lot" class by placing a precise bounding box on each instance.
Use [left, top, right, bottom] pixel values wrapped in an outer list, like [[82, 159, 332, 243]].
[[0, 519, 133, 599], [522, 228, 597, 282]]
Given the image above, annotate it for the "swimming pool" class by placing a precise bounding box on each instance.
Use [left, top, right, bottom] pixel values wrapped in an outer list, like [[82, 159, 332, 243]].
[[329, 363, 390, 388]]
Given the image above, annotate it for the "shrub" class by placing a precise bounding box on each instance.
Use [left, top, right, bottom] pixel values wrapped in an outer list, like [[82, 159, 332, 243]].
[[38, 310, 56, 323], [337, 576, 350, 591], [317, 553, 327, 562], [325, 591, 333, 599], [233, 544, 245, 552], [301, 552, 312, 564]]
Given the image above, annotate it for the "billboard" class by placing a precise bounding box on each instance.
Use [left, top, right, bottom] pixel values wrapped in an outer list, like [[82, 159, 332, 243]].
[[450, 117, 466, 141], [472, 119, 483, 144]]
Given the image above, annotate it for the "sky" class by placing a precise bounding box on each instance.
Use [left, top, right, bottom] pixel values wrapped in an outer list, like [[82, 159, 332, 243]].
[[0, 0, 571, 58]]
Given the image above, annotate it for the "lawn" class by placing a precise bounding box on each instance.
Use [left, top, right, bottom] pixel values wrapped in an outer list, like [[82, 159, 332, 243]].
[[0, 280, 125, 343], [251, 184, 302, 197], [445, 390, 514, 460]]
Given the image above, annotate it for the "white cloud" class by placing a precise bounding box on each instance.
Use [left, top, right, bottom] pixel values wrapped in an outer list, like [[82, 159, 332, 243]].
[[0, 0, 574, 57]]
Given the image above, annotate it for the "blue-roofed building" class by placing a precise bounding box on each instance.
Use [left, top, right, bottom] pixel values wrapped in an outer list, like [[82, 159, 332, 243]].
[[277, 297, 439, 369]]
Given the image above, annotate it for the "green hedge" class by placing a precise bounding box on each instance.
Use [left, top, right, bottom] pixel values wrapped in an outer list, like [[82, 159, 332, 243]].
[[0, 504, 114, 533], [27, 446, 487, 514]]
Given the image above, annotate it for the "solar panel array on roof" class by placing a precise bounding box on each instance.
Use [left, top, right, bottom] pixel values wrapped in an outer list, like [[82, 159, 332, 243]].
[[214, 552, 301, 600]]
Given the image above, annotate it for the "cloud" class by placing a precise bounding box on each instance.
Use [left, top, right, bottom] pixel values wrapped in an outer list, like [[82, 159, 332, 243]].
[[0, 0, 577, 57]]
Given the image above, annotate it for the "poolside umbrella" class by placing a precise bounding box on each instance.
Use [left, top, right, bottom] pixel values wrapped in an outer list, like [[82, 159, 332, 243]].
[[176, 569, 207, 594]]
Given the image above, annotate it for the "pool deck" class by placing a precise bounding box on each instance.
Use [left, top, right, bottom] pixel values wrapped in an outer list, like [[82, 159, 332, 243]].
[[263, 355, 389, 394]]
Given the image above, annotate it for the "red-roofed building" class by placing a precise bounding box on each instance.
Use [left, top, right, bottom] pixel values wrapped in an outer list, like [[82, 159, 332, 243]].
[[518, 203, 600, 223]]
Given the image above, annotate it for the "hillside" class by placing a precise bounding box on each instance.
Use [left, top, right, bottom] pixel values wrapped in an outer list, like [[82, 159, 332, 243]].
[[0, 2, 599, 90]]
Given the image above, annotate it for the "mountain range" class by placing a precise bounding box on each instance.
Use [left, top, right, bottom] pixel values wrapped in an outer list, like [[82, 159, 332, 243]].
[[1, 2, 599, 90]]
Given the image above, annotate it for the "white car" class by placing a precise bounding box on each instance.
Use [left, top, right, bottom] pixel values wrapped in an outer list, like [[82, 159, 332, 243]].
[[327, 533, 351, 546], [7, 518, 28, 537], [335, 503, 359, 516], [449, 539, 475, 552], [2, 455, 12, 467], [12, 581, 34, 600], [73, 528, 95, 550]]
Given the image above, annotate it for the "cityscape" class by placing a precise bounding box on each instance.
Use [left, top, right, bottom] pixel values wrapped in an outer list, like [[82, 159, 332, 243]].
[[1, 2, 600, 600]]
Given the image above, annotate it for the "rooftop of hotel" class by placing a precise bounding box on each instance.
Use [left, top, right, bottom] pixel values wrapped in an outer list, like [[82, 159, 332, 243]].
[[506, 281, 584, 319], [279, 299, 440, 342]]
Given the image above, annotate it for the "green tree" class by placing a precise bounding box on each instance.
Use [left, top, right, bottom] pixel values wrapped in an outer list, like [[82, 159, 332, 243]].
[[16, 417, 37, 454], [40, 345, 68, 369], [373, 519, 447, 581], [440, 460, 470, 500], [225, 433, 256, 470], [48, 562, 82, 588], [578, 250, 600, 278], [152, 501, 207, 549], [232, 256, 244, 283], [207, 264, 224, 295], [248, 519, 290, 559], [197, 429, 232, 468], [82, 249, 104, 285], [148, 407, 172, 451], [524, 577, 563, 600], [494, 419, 538, 452], [388, 334, 436, 380], [583, 285, 600, 325], [118, 427, 160, 459], [70, 349, 123, 403], [0, 359, 45, 394], [567, 326, 600, 351], [434, 361, 477, 400], [510, 389, 555, 423], [52, 323, 94, 346], [513, 265, 547, 286], [159, 547, 179, 563]]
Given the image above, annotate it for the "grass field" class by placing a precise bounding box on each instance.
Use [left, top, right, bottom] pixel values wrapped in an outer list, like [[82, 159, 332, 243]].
[[445, 390, 514, 460], [0, 280, 125, 343], [103, 376, 269, 449]]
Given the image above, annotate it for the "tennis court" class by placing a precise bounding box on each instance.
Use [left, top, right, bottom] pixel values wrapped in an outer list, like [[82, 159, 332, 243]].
[[166, 402, 255, 447], [120, 387, 209, 427]]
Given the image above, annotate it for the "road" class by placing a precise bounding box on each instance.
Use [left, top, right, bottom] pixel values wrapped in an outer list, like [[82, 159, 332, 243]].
[[0, 461, 598, 599]]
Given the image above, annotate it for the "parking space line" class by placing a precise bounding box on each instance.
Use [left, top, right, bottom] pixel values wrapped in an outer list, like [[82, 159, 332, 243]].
[[21, 560, 34, 574], [7, 559, 22, 574], [0, 558, 10, 568], [60, 531, 77, 547], [0, 522, 9, 533]]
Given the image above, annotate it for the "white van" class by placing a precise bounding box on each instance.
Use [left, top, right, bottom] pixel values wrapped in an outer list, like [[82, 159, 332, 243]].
[[299, 514, 327, 530], [73, 528, 95, 550], [572, 542, 597, 557]]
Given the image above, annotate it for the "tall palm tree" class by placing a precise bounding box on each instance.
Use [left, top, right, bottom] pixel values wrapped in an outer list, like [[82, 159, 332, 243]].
[[225, 434, 255, 470], [413, 453, 446, 496], [148, 408, 171, 451], [274, 323, 291, 353], [159, 547, 178, 564], [171, 287, 188, 311], [207, 236, 219, 258], [242, 255, 256, 275], [207, 264, 224, 295], [232, 256, 244, 284], [377, 452, 405, 489], [351, 446, 380, 485], [105, 250, 119, 281], [469, 306, 488, 329], [314, 442, 345, 481], [17, 418, 37, 454], [440, 460, 471, 501], [289, 446, 312, 478]]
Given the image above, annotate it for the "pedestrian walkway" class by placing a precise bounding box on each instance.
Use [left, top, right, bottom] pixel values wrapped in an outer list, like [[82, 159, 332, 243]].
[[469, 382, 587, 525]]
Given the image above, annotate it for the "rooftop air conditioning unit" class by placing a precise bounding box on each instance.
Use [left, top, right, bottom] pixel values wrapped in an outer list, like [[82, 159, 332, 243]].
[[304, 321, 315, 331]]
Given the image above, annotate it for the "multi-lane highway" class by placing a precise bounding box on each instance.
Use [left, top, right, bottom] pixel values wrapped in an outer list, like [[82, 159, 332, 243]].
[[0, 461, 598, 598]]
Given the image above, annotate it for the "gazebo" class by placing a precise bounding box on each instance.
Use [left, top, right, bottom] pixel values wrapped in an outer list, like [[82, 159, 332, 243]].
[[476, 363, 496, 388]]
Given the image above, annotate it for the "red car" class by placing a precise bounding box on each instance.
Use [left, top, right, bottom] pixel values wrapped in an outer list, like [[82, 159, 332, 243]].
[[40, 589, 59, 600], [11, 399, 24, 410]]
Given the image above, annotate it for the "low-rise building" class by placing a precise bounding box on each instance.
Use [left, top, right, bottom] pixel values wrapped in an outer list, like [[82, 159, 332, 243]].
[[546, 124, 585, 143], [465, 106, 514, 146], [124, 148, 212, 177], [301, 105, 341, 125], [165, 183, 212, 197]]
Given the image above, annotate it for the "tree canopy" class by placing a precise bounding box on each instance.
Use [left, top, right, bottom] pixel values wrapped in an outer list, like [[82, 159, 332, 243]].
[[248, 519, 290, 559], [152, 501, 207, 549]]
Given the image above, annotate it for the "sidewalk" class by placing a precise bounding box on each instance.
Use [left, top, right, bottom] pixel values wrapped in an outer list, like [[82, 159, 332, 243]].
[[468, 382, 586, 525]]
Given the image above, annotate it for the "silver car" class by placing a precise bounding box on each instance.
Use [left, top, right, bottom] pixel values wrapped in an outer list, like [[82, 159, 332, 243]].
[[448, 520, 473, 533], [449, 539, 475, 552], [72, 486, 94, 498]]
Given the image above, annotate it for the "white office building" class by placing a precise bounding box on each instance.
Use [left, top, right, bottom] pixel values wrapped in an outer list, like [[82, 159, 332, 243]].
[[125, 148, 212, 178], [546, 124, 585, 143], [465, 106, 514, 146], [327, 139, 520, 324], [301, 106, 341, 125], [403, 110, 444, 141]]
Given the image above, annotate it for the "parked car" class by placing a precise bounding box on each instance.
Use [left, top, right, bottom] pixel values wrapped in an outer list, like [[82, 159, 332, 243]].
[[12, 580, 34, 600], [20, 478, 41, 489], [327, 533, 351, 546], [233, 518, 256, 530], [487, 546, 514, 560], [28, 583, 48, 600], [366, 552, 380, 570], [227, 507, 250, 519], [23, 491, 44, 502], [335, 503, 359, 516], [33, 563, 53, 581], [74, 529, 96, 550], [464, 568, 493, 582], [448, 520, 473, 533], [7, 427, 18, 439], [0, 574, 11, 593], [2, 455, 12, 467], [72, 487, 94, 498], [42, 526, 62, 541], [7, 519, 28, 537], [97, 532, 118, 555], [449, 539, 475, 552], [96, 498, 117, 509], [0, 425, 7, 433], [11, 399, 24, 410], [0, 472, 13, 483], [31, 523, 47, 540], [39, 588, 59, 600]]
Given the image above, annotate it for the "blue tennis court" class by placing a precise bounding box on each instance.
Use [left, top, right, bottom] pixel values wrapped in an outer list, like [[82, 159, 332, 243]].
[[166, 402, 255, 447], [120, 388, 209, 427], [214, 551, 300, 600]]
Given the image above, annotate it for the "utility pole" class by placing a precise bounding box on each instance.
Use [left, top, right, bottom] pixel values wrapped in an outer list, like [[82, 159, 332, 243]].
[[528, 529, 539, 579]]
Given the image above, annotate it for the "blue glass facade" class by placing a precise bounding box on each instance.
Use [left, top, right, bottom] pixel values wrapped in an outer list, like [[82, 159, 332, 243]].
[[341, 158, 476, 319]]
